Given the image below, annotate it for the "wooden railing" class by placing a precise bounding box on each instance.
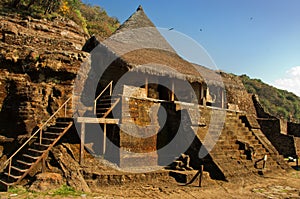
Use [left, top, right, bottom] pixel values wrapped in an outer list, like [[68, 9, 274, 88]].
[[2, 96, 73, 175], [94, 81, 113, 115]]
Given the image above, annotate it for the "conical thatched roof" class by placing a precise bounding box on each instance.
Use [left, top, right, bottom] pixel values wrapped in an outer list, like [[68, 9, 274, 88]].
[[114, 5, 156, 33], [97, 6, 222, 85]]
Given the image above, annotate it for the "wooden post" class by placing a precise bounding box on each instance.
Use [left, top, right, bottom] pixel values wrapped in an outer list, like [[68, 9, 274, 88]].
[[263, 155, 267, 169], [80, 123, 85, 165], [103, 123, 107, 155], [200, 84, 204, 99], [145, 77, 148, 98], [39, 128, 42, 145], [221, 89, 225, 109], [199, 165, 204, 187], [171, 80, 175, 101], [296, 155, 299, 169], [42, 152, 48, 173], [64, 103, 67, 117]]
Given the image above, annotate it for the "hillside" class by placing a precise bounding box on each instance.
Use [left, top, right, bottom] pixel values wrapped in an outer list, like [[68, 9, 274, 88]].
[[240, 74, 300, 122], [0, 0, 120, 39]]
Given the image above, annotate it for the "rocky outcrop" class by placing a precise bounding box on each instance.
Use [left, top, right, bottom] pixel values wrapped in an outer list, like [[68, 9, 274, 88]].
[[0, 12, 89, 138], [221, 72, 257, 115]]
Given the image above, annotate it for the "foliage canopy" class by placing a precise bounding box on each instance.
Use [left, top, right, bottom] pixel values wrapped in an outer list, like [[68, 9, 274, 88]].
[[240, 74, 300, 122], [1, 0, 120, 37]]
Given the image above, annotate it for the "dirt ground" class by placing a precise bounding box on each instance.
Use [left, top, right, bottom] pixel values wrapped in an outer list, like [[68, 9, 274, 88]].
[[1, 166, 299, 199]]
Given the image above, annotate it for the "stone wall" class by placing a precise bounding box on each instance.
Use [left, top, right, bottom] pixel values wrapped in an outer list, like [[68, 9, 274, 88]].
[[258, 118, 296, 157], [0, 13, 88, 139], [295, 137, 300, 157], [221, 73, 257, 114], [251, 93, 298, 157], [288, 122, 300, 137], [119, 96, 160, 168]]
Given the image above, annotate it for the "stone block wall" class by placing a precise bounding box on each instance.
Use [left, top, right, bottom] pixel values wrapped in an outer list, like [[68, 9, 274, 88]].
[[295, 137, 300, 157], [119, 96, 160, 168], [288, 122, 300, 137], [258, 119, 296, 157]]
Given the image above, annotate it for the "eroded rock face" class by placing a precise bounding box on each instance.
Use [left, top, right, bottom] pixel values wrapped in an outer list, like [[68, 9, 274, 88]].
[[29, 172, 64, 192], [0, 13, 89, 138], [221, 72, 257, 115]]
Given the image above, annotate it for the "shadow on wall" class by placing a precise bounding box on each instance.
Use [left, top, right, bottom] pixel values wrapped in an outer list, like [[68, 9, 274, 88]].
[[0, 80, 26, 138], [252, 94, 297, 157]]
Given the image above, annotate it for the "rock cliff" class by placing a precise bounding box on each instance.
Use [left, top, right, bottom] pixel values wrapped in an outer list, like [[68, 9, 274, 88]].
[[0, 12, 89, 138]]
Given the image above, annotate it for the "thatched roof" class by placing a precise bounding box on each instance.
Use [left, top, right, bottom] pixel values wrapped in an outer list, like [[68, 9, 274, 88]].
[[114, 5, 156, 34], [97, 6, 223, 86]]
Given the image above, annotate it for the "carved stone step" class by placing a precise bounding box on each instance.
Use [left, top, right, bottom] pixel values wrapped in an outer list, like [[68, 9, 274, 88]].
[[11, 166, 27, 173], [33, 142, 50, 149], [56, 117, 73, 122], [4, 172, 22, 180], [28, 148, 44, 154], [23, 154, 39, 160], [16, 160, 33, 166], [55, 122, 71, 127]]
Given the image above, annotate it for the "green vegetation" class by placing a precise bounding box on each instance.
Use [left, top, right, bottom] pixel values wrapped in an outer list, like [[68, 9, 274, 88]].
[[240, 74, 300, 122], [0, 0, 119, 37], [52, 185, 84, 196], [8, 186, 29, 194], [79, 3, 120, 38], [7, 185, 86, 197]]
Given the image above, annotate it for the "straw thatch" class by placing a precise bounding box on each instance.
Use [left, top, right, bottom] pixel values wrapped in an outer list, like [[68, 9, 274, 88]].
[[95, 6, 223, 86]]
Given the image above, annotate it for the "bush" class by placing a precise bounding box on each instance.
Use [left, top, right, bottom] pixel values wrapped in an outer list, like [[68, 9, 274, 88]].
[[240, 74, 300, 122]]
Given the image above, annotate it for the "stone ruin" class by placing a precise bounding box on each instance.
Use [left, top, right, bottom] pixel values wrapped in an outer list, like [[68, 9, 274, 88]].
[[0, 5, 296, 192]]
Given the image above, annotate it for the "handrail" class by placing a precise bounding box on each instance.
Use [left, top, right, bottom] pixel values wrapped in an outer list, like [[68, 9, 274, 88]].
[[94, 81, 113, 115], [2, 96, 72, 169]]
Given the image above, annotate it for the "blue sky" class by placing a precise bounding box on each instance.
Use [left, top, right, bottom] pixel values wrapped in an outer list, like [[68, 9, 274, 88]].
[[85, 0, 300, 96]]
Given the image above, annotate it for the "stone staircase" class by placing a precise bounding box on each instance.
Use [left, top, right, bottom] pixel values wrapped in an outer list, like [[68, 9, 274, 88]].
[[198, 111, 289, 181], [0, 117, 73, 191], [0, 84, 120, 191], [95, 95, 120, 118]]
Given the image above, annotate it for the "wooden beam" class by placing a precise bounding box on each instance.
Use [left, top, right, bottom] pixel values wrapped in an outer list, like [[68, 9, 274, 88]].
[[145, 77, 148, 97], [80, 123, 85, 165], [77, 117, 119, 124], [42, 152, 47, 173], [103, 123, 107, 155], [171, 80, 175, 101], [221, 89, 225, 109], [199, 165, 204, 187]]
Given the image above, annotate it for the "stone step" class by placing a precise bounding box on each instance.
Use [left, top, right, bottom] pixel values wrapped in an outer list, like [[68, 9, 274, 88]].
[[16, 160, 33, 167], [212, 149, 240, 157], [96, 103, 113, 108], [33, 142, 49, 149], [43, 131, 60, 138], [3, 172, 22, 180], [23, 154, 39, 160], [56, 117, 73, 122], [0, 179, 14, 187], [216, 140, 237, 145], [55, 122, 72, 127], [10, 166, 27, 173], [28, 148, 44, 154], [47, 126, 66, 133]]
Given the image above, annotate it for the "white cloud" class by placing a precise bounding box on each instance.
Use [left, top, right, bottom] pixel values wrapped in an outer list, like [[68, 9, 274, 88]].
[[273, 66, 300, 97]]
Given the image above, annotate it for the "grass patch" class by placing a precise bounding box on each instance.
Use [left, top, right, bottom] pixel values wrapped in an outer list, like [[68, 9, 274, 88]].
[[8, 186, 28, 195], [51, 185, 84, 197]]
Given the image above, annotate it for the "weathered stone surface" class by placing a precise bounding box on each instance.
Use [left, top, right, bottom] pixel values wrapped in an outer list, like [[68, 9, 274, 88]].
[[51, 145, 91, 193], [0, 13, 89, 138], [29, 172, 63, 192], [221, 72, 257, 115]]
